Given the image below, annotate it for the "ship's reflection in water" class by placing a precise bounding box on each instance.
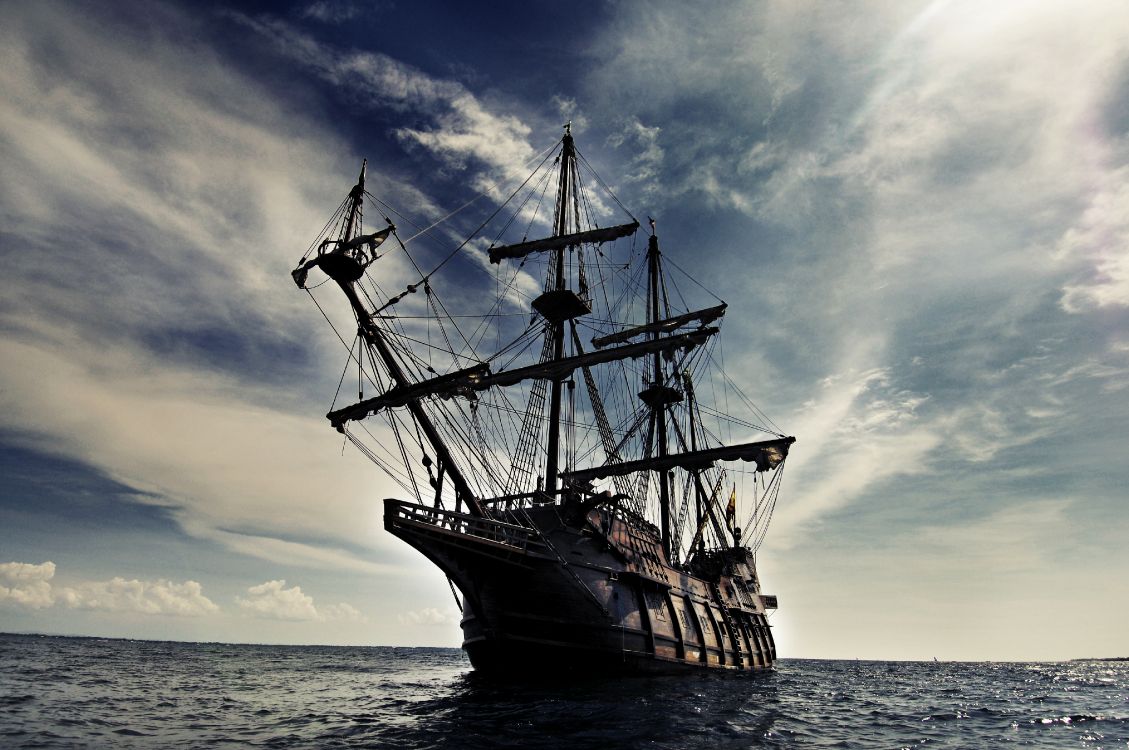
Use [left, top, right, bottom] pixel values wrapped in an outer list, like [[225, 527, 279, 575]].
[[406, 669, 782, 750], [389, 657, 1129, 748]]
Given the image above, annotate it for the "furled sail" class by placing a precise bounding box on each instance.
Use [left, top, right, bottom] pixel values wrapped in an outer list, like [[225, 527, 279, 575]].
[[488, 221, 640, 264], [475, 326, 716, 389], [592, 303, 728, 349], [558, 436, 795, 484], [327, 327, 718, 428]]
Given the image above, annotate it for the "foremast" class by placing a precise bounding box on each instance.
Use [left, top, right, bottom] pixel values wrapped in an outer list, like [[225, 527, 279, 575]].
[[297, 161, 484, 517]]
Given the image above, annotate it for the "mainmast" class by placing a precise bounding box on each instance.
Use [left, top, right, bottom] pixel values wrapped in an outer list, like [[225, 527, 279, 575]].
[[647, 228, 673, 553], [543, 124, 576, 496]]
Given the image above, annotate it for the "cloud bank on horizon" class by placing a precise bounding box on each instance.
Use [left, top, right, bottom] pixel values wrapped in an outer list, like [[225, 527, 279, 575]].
[[1, 560, 367, 626], [1, 0, 1127, 658]]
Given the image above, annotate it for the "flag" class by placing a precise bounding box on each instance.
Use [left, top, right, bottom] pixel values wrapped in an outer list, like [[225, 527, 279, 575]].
[[725, 485, 736, 531], [341, 225, 395, 255]]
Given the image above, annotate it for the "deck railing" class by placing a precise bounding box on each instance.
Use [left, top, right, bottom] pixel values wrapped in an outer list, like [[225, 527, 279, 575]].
[[385, 499, 549, 555]]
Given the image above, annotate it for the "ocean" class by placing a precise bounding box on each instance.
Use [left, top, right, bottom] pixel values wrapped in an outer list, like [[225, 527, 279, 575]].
[[1, 633, 1126, 748]]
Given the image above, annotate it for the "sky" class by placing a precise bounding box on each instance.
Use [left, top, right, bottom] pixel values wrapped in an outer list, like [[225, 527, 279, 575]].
[[1, 0, 1127, 661]]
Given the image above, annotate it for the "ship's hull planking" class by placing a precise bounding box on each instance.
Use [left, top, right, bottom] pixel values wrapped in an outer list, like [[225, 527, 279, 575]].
[[386, 499, 777, 675]]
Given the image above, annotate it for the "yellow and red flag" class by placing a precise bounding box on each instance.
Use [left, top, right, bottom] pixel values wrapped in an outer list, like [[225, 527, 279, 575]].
[[725, 485, 736, 531]]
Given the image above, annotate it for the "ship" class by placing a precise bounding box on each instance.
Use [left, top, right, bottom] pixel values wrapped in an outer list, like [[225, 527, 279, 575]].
[[292, 124, 796, 674]]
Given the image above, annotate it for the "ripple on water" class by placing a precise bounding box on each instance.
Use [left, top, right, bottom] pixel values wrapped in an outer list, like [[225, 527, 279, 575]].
[[1, 636, 1128, 749]]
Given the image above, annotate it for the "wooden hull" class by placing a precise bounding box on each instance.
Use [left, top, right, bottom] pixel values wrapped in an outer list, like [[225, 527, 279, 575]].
[[385, 499, 777, 675]]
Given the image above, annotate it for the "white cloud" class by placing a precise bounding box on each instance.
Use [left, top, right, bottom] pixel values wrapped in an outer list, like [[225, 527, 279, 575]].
[[581, 0, 1129, 555], [550, 95, 588, 133], [586, 0, 1129, 285], [322, 602, 366, 622], [397, 606, 458, 626], [605, 117, 664, 198], [1058, 169, 1129, 312], [0, 6, 349, 342], [0, 561, 218, 616], [232, 13, 539, 193], [59, 578, 218, 617], [0, 1, 547, 575], [237, 580, 320, 620], [0, 334, 405, 574], [301, 0, 388, 24], [767, 361, 946, 545], [237, 579, 365, 622], [0, 561, 57, 610], [0, 0, 439, 572], [770, 340, 1116, 546]]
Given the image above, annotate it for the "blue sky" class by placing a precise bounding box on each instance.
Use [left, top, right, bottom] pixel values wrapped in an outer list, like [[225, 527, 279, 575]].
[[2, 0, 1127, 660]]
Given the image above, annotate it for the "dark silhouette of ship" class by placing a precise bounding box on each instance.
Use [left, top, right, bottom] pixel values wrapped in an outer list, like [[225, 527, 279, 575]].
[[293, 125, 795, 674]]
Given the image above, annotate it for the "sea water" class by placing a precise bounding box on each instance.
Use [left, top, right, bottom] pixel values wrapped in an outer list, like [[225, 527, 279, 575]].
[[1, 633, 1126, 748]]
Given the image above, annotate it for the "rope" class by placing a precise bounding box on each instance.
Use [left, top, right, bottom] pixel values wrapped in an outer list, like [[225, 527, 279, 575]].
[[297, 129, 793, 561]]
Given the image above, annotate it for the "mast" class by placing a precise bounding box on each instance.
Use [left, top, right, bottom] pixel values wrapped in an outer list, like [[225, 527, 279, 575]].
[[343, 160, 366, 241], [686, 371, 705, 557], [328, 327, 717, 424], [300, 139, 797, 550], [544, 125, 576, 496], [647, 227, 672, 554], [332, 163, 483, 517]]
